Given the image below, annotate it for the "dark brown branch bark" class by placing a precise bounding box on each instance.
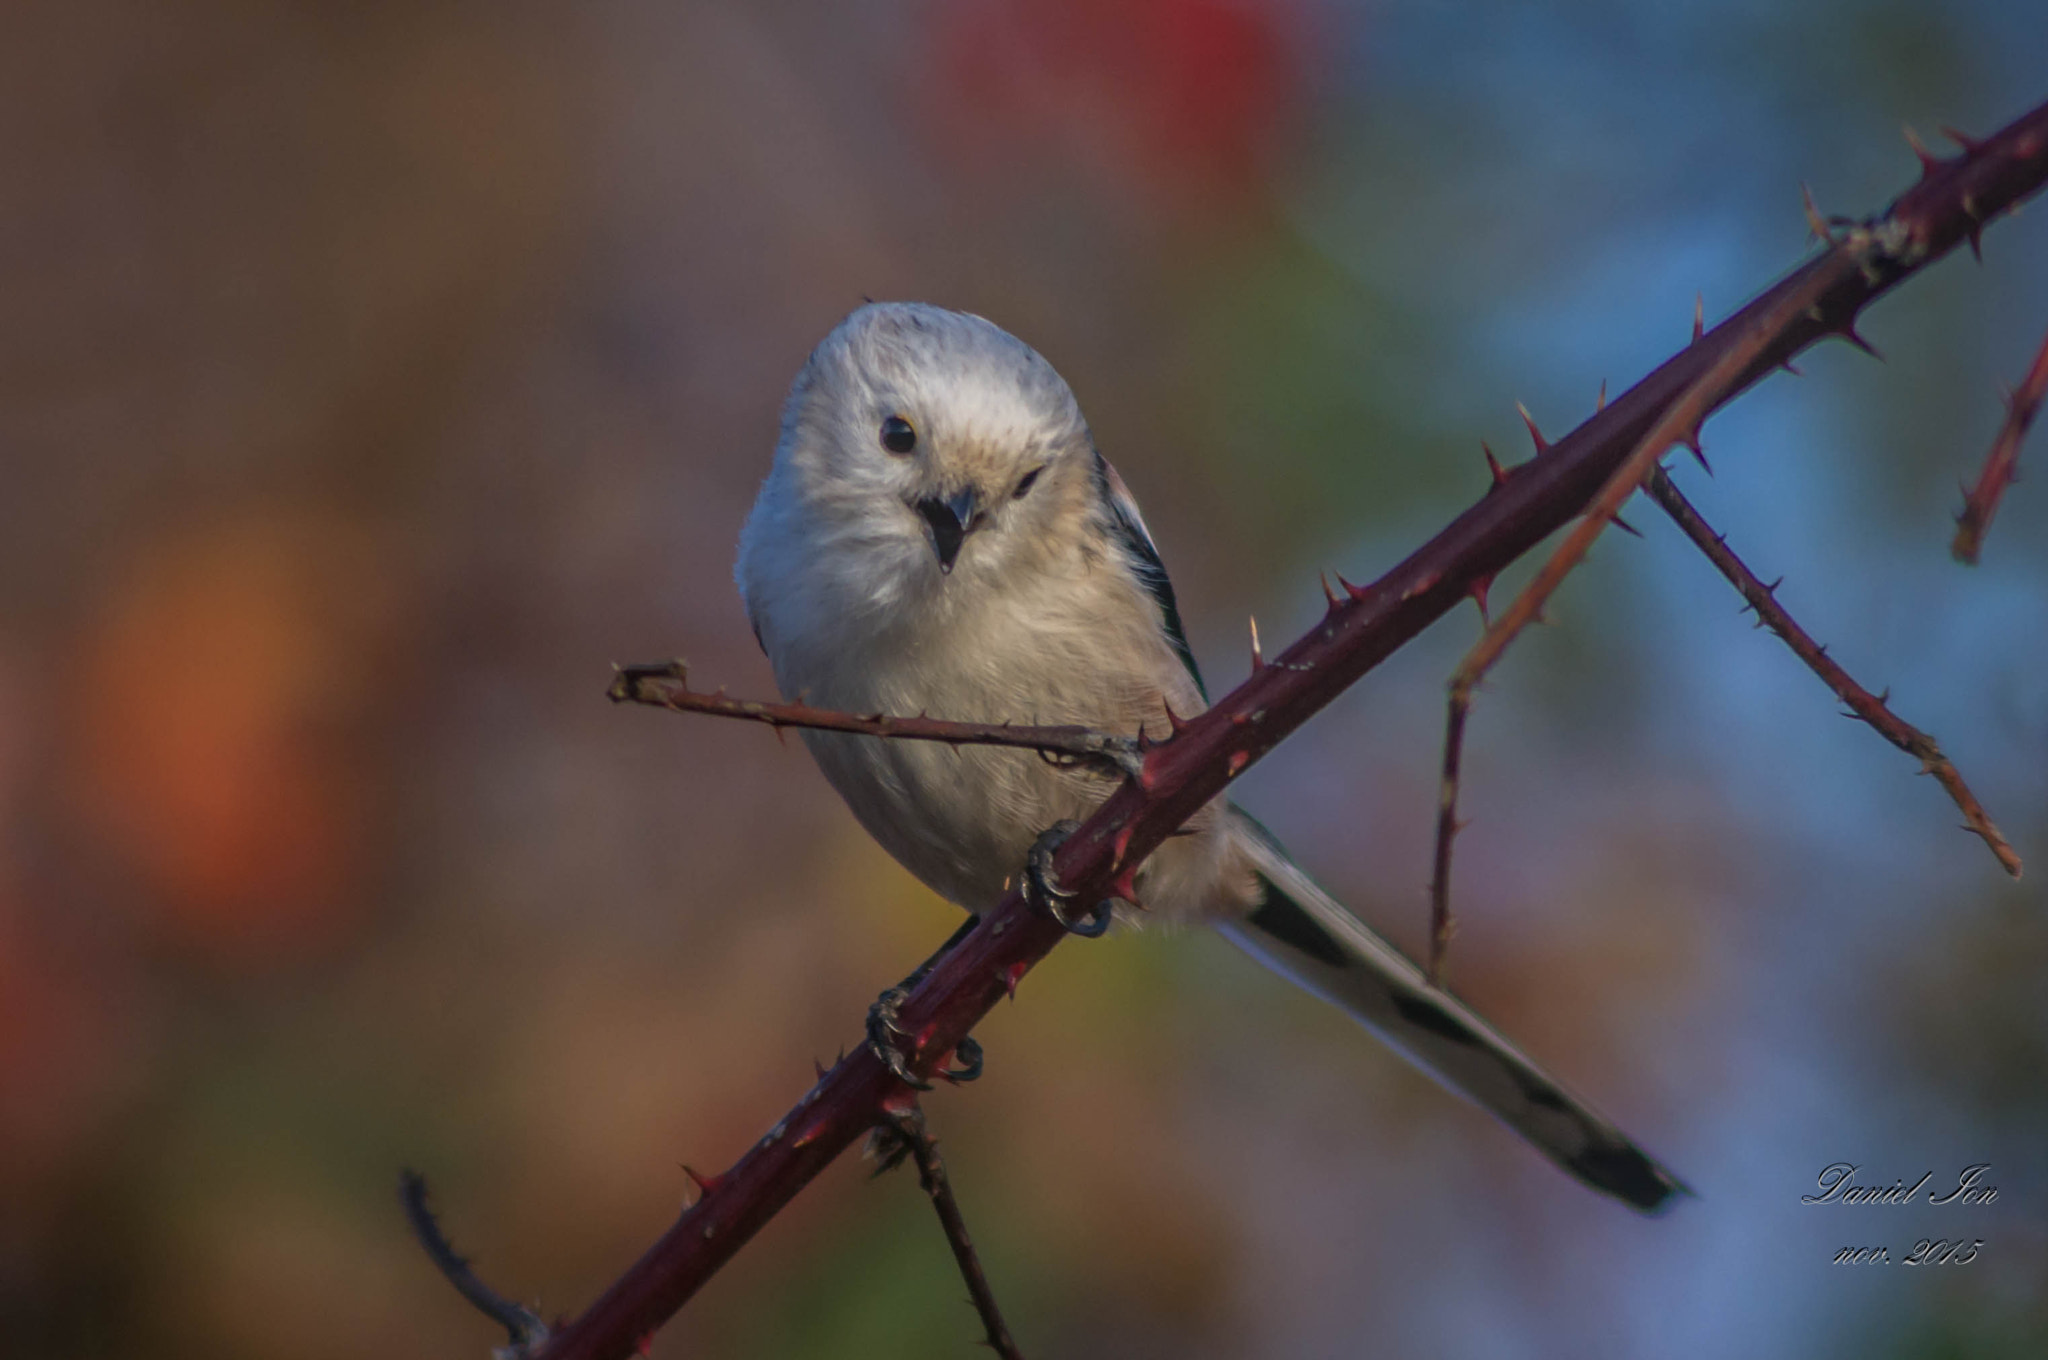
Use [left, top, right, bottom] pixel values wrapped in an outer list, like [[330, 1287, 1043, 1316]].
[[872, 1101, 1024, 1360], [1952, 320, 2048, 563], [400, 1171, 550, 1356], [610, 661, 1141, 776], [1645, 466, 2020, 877], [514, 96, 2048, 1360]]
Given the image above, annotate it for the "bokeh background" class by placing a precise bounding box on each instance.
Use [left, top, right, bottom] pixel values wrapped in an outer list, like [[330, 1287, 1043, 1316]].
[[4, 1, 2046, 1356]]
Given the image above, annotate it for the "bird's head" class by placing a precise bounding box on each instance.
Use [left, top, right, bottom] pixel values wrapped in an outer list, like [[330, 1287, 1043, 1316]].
[[762, 303, 1099, 593]]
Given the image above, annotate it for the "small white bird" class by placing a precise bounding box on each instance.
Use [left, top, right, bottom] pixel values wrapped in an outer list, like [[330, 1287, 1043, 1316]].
[[737, 302, 1684, 1212]]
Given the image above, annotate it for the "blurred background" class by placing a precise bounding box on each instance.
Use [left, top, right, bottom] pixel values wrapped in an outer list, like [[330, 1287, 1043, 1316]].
[[3, 1, 2045, 1356]]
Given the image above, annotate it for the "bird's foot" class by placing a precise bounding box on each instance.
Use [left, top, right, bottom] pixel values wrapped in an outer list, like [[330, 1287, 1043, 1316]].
[[866, 987, 984, 1090], [1021, 820, 1113, 938]]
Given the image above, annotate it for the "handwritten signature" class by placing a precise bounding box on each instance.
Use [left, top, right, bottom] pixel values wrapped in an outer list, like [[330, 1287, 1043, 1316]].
[[1802, 1163, 1997, 1206]]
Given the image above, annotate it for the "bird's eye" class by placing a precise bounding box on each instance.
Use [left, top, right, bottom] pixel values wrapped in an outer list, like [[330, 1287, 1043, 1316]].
[[1013, 466, 1044, 499], [879, 415, 917, 455]]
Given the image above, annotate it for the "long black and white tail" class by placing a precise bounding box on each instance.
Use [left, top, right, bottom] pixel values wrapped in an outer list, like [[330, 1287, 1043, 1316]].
[[1219, 812, 1688, 1214]]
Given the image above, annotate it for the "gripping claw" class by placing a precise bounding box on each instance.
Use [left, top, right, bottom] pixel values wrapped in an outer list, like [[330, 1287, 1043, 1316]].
[[866, 986, 930, 1090], [1021, 820, 1113, 938], [866, 989, 984, 1090]]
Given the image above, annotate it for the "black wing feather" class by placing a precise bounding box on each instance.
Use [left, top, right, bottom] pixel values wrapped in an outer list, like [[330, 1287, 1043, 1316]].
[[1092, 450, 1206, 698]]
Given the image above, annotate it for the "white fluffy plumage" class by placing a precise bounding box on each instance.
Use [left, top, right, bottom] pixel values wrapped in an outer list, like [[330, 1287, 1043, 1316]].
[[737, 302, 1246, 920]]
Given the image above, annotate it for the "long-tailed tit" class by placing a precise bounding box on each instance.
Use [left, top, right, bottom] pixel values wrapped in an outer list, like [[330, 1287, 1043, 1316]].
[[736, 302, 1684, 1212]]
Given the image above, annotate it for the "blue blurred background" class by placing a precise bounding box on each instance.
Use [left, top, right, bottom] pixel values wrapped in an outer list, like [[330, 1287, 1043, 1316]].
[[2, 2, 2044, 1356]]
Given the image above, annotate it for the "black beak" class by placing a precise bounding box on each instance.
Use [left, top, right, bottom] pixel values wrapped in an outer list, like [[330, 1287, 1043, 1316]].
[[916, 488, 982, 574]]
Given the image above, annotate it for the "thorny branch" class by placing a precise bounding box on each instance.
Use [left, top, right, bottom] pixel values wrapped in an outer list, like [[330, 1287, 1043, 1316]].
[[870, 1101, 1026, 1360], [403, 98, 2048, 1360], [1644, 465, 2020, 877], [1952, 320, 2048, 564], [400, 1171, 550, 1358], [610, 660, 1143, 777]]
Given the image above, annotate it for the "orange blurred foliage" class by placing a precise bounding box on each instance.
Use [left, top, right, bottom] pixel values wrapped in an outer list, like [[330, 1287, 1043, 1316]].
[[67, 508, 401, 968]]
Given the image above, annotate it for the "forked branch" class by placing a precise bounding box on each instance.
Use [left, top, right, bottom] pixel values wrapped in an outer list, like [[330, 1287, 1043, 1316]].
[[1428, 263, 1846, 982]]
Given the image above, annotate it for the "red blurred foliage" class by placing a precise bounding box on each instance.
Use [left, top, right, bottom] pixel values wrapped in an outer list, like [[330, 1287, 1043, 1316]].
[[926, 0, 1304, 207]]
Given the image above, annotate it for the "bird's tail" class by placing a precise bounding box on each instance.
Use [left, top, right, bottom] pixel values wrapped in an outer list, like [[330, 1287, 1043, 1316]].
[[1219, 810, 1688, 1214]]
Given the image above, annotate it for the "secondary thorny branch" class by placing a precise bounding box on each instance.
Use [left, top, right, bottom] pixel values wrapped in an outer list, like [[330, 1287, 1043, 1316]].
[[1952, 320, 2048, 564], [610, 660, 1142, 776], [1643, 465, 2019, 876]]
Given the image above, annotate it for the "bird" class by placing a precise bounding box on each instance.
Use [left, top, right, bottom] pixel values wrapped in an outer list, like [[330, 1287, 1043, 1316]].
[[735, 301, 1686, 1213]]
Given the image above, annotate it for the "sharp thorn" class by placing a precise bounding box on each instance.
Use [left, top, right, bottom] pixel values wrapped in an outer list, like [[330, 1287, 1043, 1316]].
[[1682, 433, 1711, 473], [1469, 574, 1493, 625], [1838, 323, 1882, 359], [1609, 510, 1643, 538], [1320, 571, 1342, 611], [1692, 293, 1704, 342], [1248, 615, 1264, 670], [1940, 124, 1983, 154], [1516, 401, 1551, 455], [1482, 441, 1510, 489], [1902, 124, 1943, 179], [1800, 183, 1833, 243], [1596, 379, 1608, 412]]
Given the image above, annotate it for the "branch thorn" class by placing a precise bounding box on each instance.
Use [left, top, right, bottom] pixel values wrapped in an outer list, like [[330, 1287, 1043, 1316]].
[[1482, 441, 1511, 489], [1516, 401, 1551, 455], [1941, 124, 1983, 154], [1469, 573, 1493, 625], [1836, 322, 1882, 359], [1903, 124, 1944, 179], [1800, 183, 1833, 242], [1681, 432, 1711, 473]]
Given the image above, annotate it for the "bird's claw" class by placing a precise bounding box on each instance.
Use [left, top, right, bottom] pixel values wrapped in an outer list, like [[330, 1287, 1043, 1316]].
[[866, 987, 984, 1091], [866, 987, 930, 1090], [1021, 820, 1113, 938]]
